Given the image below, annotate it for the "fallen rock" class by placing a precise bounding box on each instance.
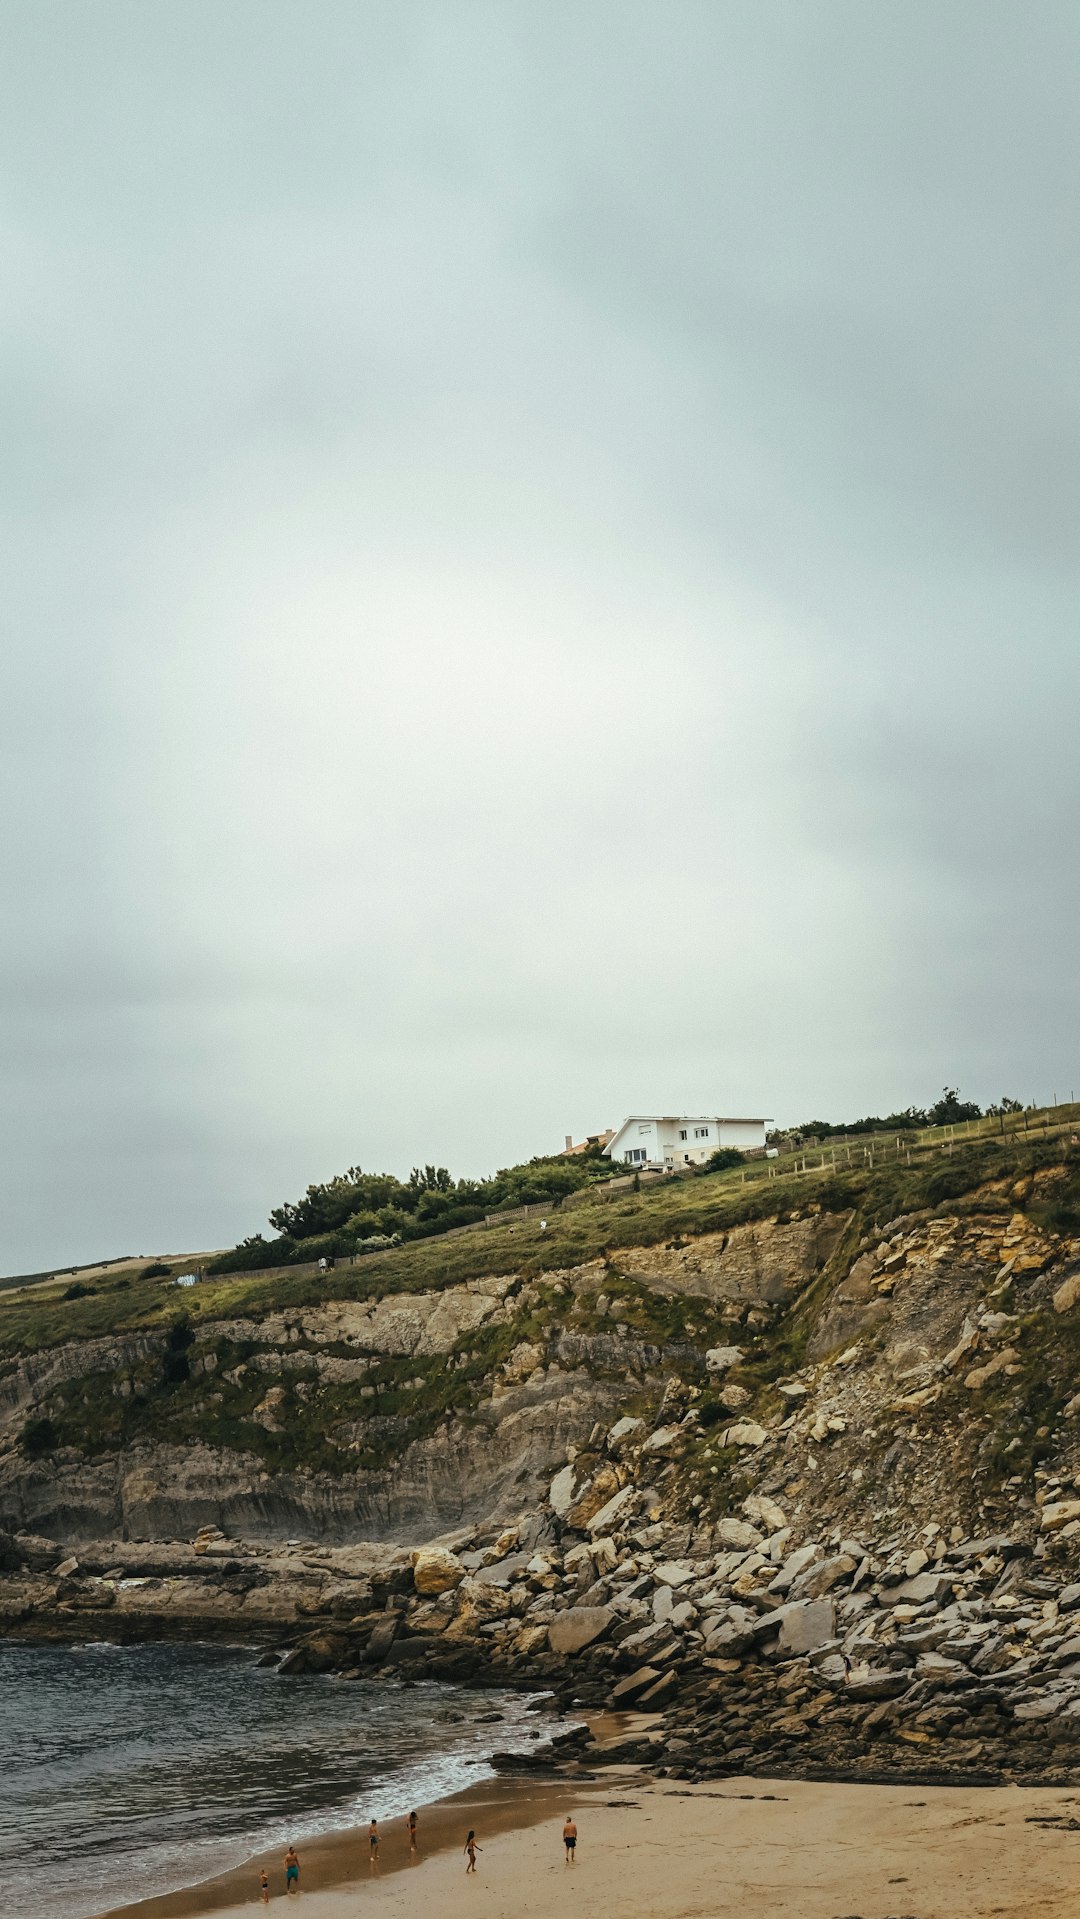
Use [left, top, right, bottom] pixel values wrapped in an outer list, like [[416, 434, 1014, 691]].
[[547, 1605, 613, 1655], [776, 1597, 836, 1656], [722, 1421, 769, 1449], [705, 1346, 744, 1375], [964, 1348, 1021, 1390], [652, 1561, 693, 1589], [715, 1518, 764, 1550], [411, 1547, 465, 1596], [1041, 1501, 1080, 1533], [742, 1494, 787, 1534], [610, 1664, 662, 1704]]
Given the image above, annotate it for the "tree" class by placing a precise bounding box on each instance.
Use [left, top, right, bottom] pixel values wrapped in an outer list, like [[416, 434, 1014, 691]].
[[928, 1087, 982, 1126]]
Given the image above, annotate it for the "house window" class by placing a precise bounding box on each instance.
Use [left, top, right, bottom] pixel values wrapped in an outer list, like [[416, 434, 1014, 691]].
[[694, 1127, 710, 1139], [679, 1128, 688, 1140], [626, 1147, 647, 1163]]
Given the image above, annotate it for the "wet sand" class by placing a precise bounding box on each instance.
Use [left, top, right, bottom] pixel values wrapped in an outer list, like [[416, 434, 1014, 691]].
[[95, 1770, 1080, 1919]]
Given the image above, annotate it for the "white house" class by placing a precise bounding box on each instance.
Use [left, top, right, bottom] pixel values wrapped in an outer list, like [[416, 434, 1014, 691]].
[[604, 1114, 770, 1171]]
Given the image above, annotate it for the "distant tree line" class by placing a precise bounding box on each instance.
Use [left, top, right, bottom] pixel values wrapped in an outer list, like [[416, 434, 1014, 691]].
[[773, 1087, 1025, 1146], [207, 1142, 615, 1274]]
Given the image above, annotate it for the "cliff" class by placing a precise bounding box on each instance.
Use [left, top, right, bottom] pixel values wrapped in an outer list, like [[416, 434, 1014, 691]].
[[5, 1120, 1080, 1785]]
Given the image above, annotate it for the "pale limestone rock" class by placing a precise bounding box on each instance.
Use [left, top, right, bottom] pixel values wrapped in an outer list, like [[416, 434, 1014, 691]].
[[652, 1560, 694, 1588], [1042, 1500, 1080, 1532], [776, 1596, 836, 1655], [549, 1464, 580, 1518], [742, 1493, 787, 1534], [704, 1346, 744, 1375]]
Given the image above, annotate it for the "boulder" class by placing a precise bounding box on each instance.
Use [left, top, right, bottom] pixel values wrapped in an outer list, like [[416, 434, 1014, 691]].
[[1042, 1500, 1080, 1533], [566, 1466, 623, 1530], [769, 1544, 821, 1593], [641, 1425, 686, 1456], [776, 1598, 836, 1656], [964, 1348, 1021, 1390], [610, 1664, 662, 1705], [722, 1421, 769, 1449], [607, 1417, 645, 1451], [704, 1608, 758, 1656], [302, 1632, 345, 1673], [548, 1605, 613, 1655], [889, 1571, 953, 1605], [636, 1669, 678, 1709], [705, 1346, 744, 1375], [845, 1668, 910, 1701], [548, 1464, 580, 1518], [790, 1553, 857, 1601], [715, 1518, 763, 1550], [652, 1561, 693, 1589], [411, 1547, 465, 1596], [586, 1487, 637, 1535], [365, 1615, 400, 1661], [719, 1383, 752, 1411], [742, 1494, 787, 1534]]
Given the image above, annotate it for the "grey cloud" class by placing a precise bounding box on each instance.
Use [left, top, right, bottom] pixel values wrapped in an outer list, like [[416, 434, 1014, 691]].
[[0, 2, 1076, 1269]]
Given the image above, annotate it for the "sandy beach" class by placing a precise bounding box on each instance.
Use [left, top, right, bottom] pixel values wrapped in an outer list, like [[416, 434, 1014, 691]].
[[95, 1769, 1080, 1919]]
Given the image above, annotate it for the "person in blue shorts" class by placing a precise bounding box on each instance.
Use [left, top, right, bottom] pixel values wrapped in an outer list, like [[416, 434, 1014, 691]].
[[284, 1844, 300, 1893]]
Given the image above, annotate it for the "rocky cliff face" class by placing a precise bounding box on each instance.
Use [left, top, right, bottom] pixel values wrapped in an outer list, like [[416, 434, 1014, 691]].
[[7, 1146, 1080, 1783], [0, 1216, 841, 1545]]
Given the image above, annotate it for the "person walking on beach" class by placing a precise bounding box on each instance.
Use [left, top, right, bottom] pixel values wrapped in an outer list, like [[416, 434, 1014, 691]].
[[464, 1829, 482, 1873], [563, 1816, 578, 1865], [259, 1867, 270, 1904], [369, 1819, 380, 1867], [284, 1845, 300, 1894], [406, 1810, 419, 1852]]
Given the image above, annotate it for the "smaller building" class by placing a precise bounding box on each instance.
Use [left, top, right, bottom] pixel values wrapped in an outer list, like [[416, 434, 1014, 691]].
[[560, 1129, 616, 1156], [604, 1114, 769, 1171]]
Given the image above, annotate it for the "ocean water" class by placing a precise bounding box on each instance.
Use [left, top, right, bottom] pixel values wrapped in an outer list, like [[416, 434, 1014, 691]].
[[3, 1640, 545, 1919]]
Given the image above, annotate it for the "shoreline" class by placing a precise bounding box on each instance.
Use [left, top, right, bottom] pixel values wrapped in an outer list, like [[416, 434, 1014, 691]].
[[92, 1770, 1080, 1919], [91, 1771, 608, 1919]]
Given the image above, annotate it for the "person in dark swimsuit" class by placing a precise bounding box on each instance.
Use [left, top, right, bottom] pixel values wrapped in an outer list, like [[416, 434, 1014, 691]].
[[464, 1829, 482, 1873], [563, 1816, 578, 1864], [406, 1810, 419, 1852], [369, 1819, 380, 1867]]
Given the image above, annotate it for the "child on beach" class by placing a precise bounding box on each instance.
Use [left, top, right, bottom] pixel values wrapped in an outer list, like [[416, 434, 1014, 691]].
[[259, 1867, 270, 1904], [563, 1816, 578, 1864], [369, 1819, 380, 1866], [406, 1810, 419, 1851], [284, 1845, 300, 1894], [464, 1829, 482, 1873]]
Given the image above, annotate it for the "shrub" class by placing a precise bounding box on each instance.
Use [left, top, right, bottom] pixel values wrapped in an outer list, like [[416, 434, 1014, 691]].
[[705, 1148, 745, 1174], [62, 1282, 94, 1300], [140, 1262, 171, 1280]]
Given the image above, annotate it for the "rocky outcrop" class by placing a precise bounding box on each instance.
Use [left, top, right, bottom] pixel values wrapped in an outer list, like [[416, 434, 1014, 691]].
[[616, 1213, 849, 1307]]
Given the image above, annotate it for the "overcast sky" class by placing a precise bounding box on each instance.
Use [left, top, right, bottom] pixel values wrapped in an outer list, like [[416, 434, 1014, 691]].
[[1, 3, 1077, 1271]]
